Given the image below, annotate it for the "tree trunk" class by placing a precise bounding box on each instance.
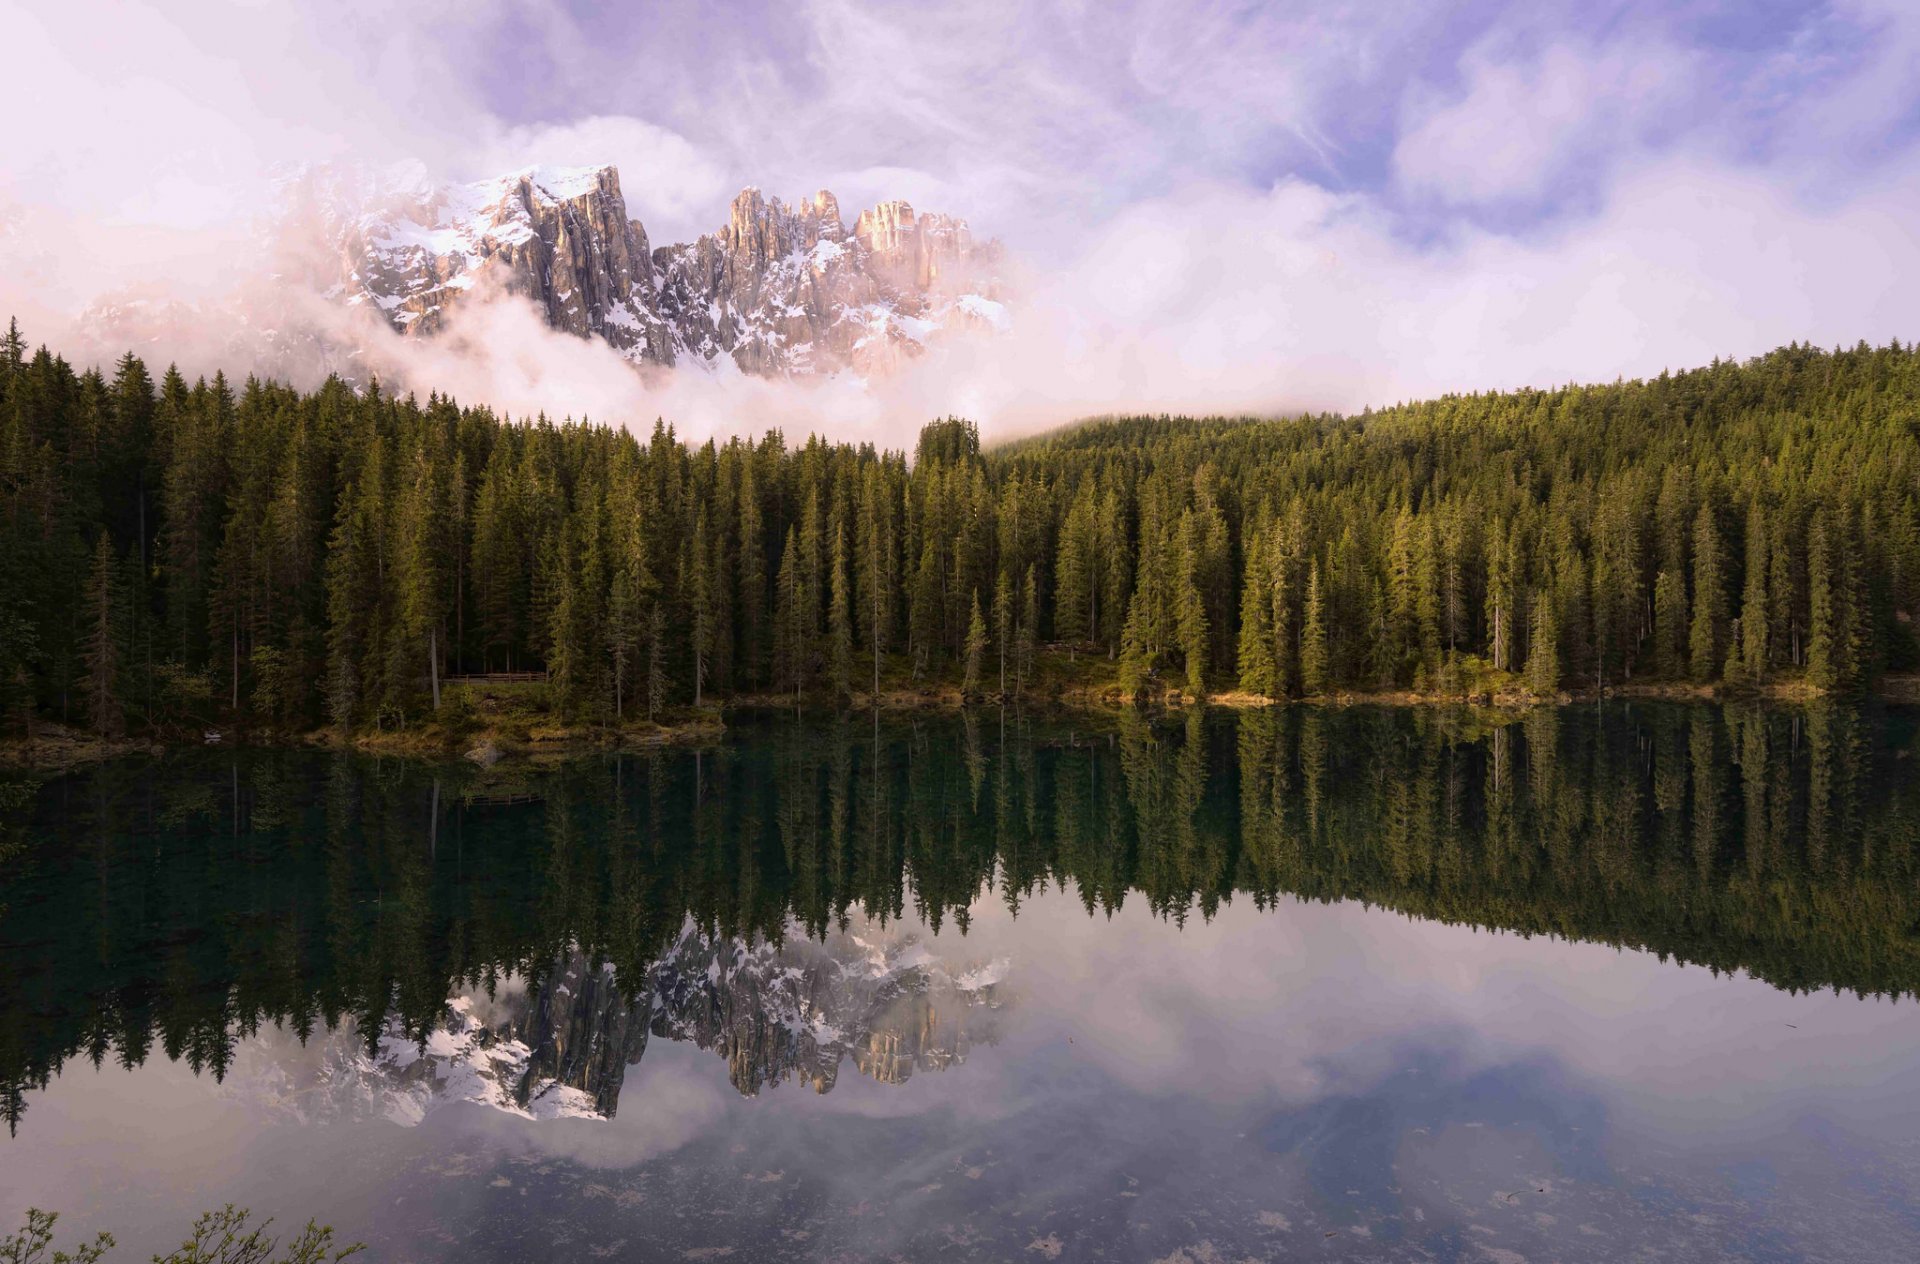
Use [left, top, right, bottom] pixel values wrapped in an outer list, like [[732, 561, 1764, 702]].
[[429, 626, 441, 711]]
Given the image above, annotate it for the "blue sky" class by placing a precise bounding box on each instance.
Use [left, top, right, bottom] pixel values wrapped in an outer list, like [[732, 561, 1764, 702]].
[[425, 0, 1920, 244], [5, 0, 1920, 430]]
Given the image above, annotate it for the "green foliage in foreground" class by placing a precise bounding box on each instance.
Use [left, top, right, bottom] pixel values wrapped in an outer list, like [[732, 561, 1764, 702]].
[[2, 1207, 359, 1264], [4, 320, 1919, 739]]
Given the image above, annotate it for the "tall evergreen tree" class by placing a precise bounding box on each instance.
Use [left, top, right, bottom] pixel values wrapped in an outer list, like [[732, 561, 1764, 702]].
[[1300, 561, 1329, 696], [80, 533, 126, 736], [829, 523, 854, 697], [1740, 498, 1770, 682], [963, 589, 988, 697], [1527, 592, 1561, 695], [1690, 504, 1727, 682], [1235, 530, 1277, 698]]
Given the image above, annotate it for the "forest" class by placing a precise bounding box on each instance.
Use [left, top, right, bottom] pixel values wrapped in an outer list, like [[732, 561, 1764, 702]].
[[3, 319, 1919, 738]]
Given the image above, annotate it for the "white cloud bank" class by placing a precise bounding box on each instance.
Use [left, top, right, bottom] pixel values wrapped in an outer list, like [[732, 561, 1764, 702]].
[[3, 0, 1919, 449]]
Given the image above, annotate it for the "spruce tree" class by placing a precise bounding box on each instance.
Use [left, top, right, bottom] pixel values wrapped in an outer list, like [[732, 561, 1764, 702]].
[[1654, 569, 1687, 677], [963, 589, 988, 698], [859, 469, 892, 699], [647, 602, 670, 720], [1235, 534, 1277, 697], [993, 568, 1014, 697], [1808, 512, 1837, 692], [1689, 504, 1726, 682], [1527, 592, 1561, 695], [80, 533, 126, 736], [737, 462, 767, 687], [1019, 564, 1039, 693], [689, 507, 713, 707], [1740, 498, 1770, 682], [829, 523, 853, 697], [1485, 517, 1514, 673], [1300, 561, 1329, 696], [909, 536, 940, 679], [775, 526, 803, 694], [608, 567, 639, 719]]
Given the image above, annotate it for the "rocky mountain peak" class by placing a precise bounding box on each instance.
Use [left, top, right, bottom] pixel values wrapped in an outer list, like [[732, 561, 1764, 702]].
[[80, 162, 1006, 387], [309, 163, 1004, 379], [224, 921, 1008, 1126]]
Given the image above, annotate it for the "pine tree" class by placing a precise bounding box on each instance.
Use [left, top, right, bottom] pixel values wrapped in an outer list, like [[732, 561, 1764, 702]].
[[548, 526, 591, 715], [1808, 511, 1841, 693], [1054, 486, 1094, 643], [963, 589, 988, 698], [1117, 596, 1152, 695], [1740, 498, 1770, 682], [1235, 532, 1277, 697], [689, 507, 714, 707], [470, 448, 523, 673], [1019, 564, 1039, 693], [775, 526, 803, 694], [737, 462, 767, 687], [858, 470, 893, 699], [829, 523, 853, 697], [398, 449, 450, 711], [608, 565, 639, 720], [1269, 512, 1302, 697], [1176, 514, 1208, 696], [0, 317, 24, 382], [1689, 504, 1726, 682], [80, 533, 126, 736], [1485, 517, 1514, 674], [993, 568, 1014, 697], [647, 601, 670, 720], [1654, 569, 1687, 677], [800, 486, 826, 643], [1527, 592, 1561, 695], [909, 535, 941, 679], [1300, 560, 1329, 696], [1099, 485, 1131, 659]]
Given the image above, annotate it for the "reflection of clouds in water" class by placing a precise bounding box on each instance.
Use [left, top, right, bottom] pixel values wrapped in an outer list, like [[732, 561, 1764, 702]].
[[10, 881, 1920, 1260], [911, 886, 1920, 1135], [447, 1053, 737, 1171]]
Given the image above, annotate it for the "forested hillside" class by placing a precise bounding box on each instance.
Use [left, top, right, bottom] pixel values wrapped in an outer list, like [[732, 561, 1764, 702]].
[[3, 319, 1918, 737]]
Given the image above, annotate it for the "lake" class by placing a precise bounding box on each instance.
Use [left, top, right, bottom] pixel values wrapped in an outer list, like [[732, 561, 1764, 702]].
[[5, 704, 1920, 1262]]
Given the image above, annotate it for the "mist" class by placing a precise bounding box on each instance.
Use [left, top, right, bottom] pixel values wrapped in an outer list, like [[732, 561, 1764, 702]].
[[6, 0, 1920, 451]]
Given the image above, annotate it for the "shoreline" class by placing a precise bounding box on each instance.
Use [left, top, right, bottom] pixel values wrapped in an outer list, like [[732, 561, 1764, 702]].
[[5, 672, 1916, 775]]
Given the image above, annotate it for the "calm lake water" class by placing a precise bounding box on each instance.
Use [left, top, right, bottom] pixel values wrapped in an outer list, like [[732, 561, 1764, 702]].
[[5, 705, 1920, 1262]]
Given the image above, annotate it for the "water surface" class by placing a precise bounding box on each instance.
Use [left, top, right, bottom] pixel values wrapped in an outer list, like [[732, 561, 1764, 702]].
[[5, 705, 1920, 1261]]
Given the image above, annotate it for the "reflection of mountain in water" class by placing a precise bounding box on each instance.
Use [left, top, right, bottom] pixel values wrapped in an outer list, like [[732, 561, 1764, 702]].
[[229, 922, 1006, 1125], [6, 703, 1920, 1134]]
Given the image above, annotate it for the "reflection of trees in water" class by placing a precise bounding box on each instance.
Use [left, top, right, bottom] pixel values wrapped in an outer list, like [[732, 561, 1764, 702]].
[[1235, 704, 1920, 1000], [5, 702, 1919, 1132]]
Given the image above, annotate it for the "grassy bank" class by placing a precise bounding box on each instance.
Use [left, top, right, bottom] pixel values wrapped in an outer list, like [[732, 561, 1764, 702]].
[[6, 653, 1914, 774]]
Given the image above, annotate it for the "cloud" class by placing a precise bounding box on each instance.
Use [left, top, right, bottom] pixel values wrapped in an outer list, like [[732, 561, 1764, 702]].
[[36, 147, 1920, 457], [1393, 38, 1700, 208], [5, 0, 1920, 452]]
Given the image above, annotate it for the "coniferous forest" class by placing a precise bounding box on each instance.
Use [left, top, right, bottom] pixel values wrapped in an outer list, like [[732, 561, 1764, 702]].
[[3, 319, 1919, 739]]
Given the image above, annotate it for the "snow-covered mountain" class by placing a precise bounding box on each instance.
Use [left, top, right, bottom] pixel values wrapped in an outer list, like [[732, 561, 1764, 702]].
[[226, 920, 1009, 1127], [273, 162, 1008, 379]]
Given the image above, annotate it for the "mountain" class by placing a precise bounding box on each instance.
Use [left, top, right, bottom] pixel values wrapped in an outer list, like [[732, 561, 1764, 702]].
[[278, 163, 1007, 379], [225, 920, 1009, 1126]]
